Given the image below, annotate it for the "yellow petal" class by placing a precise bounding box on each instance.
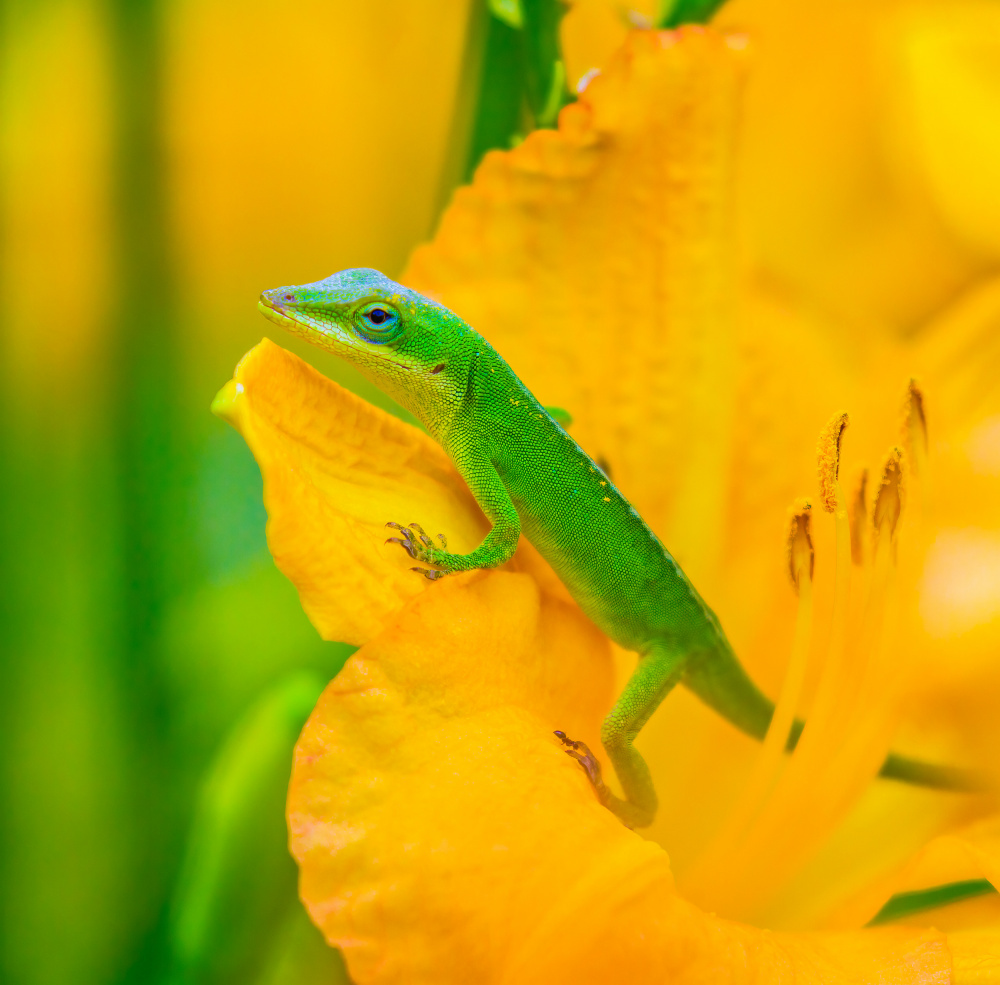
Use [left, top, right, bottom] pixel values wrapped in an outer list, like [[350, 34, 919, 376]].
[[910, 277, 1000, 436], [213, 338, 492, 644], [884, 1, 1000, 259], [288, 570, 617, 982], [237, 18, 1000, 971], [403, 29, 786, 887], [560, 0, 632, 88], [405, 26, 745, 584], [289, 574, 962, 983], [886, 277, 1000, 754], [715, 0, 981, 331], [828, 813, 1000, 932], [397, 22, 1000, 920], [509, 903, 952, 985], [950, 927, 1000, 984]]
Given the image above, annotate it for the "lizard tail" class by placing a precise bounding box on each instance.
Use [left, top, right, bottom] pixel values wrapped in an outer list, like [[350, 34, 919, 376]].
[[683, 640, 987, 793]]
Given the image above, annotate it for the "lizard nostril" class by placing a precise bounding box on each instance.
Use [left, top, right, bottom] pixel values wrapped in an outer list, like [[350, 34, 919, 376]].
[[284, 294, 294, 301]]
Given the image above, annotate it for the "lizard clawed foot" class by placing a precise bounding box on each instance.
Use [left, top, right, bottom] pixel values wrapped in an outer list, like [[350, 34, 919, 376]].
[[554, 730, 608, 795], [385, 521, 450, 573], [555, 731, 649, 829]]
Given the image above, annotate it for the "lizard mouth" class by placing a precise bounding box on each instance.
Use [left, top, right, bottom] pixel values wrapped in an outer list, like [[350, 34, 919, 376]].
[[258, 295, 293, 322], [257, 296, 413, 374]]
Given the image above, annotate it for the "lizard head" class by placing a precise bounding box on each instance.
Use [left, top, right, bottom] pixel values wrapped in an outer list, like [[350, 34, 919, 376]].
[[258, 268, 476, 429]]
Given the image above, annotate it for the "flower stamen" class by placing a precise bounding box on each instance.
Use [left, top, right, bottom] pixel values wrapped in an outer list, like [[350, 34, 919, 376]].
[[833, 448, 908, 796], [681, 418, 914, 924], [750, 501, 815, 800], [901, 379, 928, 478], [849, 468, 869, 567], [786, 500, 815, 591], [873, 446, 904, 547], [678, 502, 816, 912], [817, 411, 849, 516], [808, 412, 854, 732]]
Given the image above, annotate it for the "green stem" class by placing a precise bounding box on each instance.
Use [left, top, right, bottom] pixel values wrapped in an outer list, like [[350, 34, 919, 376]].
[[165, 673, 331, 983], [107, 0, 193, 976], [449, 0, 575, 195], [519, 0, 570, 126], [463, 9, 525, 182], [658, 0, 732, 28]]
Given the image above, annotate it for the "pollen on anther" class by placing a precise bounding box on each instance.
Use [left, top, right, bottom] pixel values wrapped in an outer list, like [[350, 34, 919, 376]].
[[602, 496, 611, 503], [817, 411, 849, 513]]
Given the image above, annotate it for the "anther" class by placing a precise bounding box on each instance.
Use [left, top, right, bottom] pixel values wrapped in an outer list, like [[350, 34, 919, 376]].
[[901, 379, 928, 477], [873, 447, 904, 540], [785, 499, 814, 593], [817, 411, 849, 514]]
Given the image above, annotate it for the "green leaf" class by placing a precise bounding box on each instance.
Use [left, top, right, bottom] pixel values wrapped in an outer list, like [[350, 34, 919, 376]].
[[866, 879, 997, 926], [253, 906, 352, 985], [164, 671, 330, 984], [544, 406, 574, 428], [537, 58, 567, 128]]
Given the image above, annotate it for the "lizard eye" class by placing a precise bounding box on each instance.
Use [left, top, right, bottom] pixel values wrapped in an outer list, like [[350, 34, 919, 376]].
[[354, 302, 403, 343]]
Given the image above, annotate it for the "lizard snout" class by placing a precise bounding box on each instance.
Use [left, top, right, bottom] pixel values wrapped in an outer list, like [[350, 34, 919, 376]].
[[259, 288, 293, 312]]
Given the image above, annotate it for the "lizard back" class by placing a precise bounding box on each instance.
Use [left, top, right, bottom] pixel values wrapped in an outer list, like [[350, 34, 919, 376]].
[[442, 338, 716, 657]]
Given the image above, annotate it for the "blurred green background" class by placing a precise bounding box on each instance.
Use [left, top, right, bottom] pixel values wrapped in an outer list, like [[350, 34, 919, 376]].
[[0, 0, 613, 981]]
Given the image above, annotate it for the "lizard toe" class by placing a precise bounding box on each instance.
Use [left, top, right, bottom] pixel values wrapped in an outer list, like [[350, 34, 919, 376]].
[[408, 522, 432, 547], [411, 566, 446, 581], [555, 731, 605, 789]]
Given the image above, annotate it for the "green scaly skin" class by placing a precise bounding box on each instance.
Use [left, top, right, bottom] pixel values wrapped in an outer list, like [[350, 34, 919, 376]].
[[259, 268, 978, 829]]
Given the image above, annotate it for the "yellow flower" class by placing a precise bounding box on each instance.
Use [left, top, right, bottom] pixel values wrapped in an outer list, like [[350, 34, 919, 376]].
[[215, 24, 1000, 984]]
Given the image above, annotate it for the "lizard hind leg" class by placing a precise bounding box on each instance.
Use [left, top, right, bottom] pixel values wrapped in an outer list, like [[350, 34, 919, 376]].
[[559, 644, 688, 829]]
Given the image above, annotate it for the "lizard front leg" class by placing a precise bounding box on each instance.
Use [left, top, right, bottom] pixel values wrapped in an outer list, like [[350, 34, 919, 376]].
[[386, 454, 520, 579]]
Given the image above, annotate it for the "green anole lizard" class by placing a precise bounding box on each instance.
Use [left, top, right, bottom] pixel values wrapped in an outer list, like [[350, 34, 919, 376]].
[[259, 267, 974, 828]]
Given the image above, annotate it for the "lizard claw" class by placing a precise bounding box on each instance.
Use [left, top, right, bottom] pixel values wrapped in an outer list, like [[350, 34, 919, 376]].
[[387, 519, 452, 575], [408, 522, 433, 548], [555, 731, 606, 791], [385, 522, 418, 557], [412, 566, 446, 581]]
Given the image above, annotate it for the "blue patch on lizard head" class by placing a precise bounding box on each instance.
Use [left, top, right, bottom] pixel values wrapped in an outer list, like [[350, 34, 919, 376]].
[[257, 267, 484, 429]]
